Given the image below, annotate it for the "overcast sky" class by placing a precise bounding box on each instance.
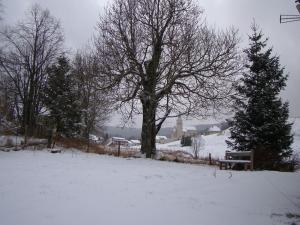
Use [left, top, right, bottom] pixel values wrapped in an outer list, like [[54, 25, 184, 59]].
[[1, 0, 300, 127]]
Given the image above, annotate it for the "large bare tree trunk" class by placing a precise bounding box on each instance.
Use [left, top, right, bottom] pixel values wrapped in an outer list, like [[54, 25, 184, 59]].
[[140, 60, 159, 157], [141, 99, 156, 158]]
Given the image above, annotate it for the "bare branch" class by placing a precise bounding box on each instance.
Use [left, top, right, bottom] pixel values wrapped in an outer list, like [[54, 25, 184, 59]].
[[0, 4, 64, 134], [94, 0, 241, 157]]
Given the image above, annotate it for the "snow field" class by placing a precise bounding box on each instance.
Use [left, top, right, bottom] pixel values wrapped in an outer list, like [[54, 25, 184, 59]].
[[157, 118, 300, 159], [0, 150, 299, 225], [156, 133, 238, 159]]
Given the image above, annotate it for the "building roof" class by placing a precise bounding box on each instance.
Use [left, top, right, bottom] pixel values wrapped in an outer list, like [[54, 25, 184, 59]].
[[130, 140, 141, 144], [183, 126, 197, 132], [89, 134, 99, 141], [112, 137, 126, 141], [156, 135, 168, 140], [208, 125, 221, 132]]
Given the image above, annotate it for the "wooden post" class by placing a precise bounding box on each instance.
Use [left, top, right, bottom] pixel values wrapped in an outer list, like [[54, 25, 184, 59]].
[[47, 128, 52, 148], [250, 149, 254, 171], [51, 128, 57, 148], [87, 137, 90, 153], [15, 129, 19, 150], [24, 125, 28, 145], [117, 141, 121, 157]]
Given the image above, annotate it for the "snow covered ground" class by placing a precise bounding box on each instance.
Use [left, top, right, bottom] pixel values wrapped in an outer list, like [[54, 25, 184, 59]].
[[157, 133, 229, 159], [0, 150, 299, 225]]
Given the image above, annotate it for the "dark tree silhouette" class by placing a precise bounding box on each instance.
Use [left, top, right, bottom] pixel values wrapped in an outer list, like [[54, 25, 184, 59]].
[[227, 24, 293, 170], [95, 0, 241, 157], [44, 56, 81, 137], [0, 4, 63, 140]]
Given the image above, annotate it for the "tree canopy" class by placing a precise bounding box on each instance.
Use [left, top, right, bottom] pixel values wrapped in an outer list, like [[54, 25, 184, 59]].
[[95, 0, 241, 157]]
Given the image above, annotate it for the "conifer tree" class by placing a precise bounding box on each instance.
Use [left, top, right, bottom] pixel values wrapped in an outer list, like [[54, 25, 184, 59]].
[[226, 25, 293, 170], [44, 56, 81, 137]]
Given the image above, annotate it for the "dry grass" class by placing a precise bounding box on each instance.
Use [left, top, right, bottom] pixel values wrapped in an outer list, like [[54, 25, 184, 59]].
[[0, 134, 218, 166], [41, 136, 219, 166], [55, 137, 140, 157], [55, 137, 105, 154], [200, 155, 219, 166], [157, 149, 217, 165], [1, 130, 16, 136], [102, 147, 140, 157]]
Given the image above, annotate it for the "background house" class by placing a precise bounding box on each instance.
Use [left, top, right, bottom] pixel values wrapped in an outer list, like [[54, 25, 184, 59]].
[[156, 136, 168, 144], [171, 116, 198, 140], [106, 137, 130, 148], [183, 126, 198, 137], [206, 125, 221, 135]]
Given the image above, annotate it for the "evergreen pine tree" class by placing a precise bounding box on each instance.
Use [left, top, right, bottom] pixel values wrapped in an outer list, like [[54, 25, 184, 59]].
[[44, 56, 81, 137], [226, 24, 293, 170]]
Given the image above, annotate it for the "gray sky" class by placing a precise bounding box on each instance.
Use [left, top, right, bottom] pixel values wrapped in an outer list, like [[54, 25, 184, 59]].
[[2, 0, 300, 126]]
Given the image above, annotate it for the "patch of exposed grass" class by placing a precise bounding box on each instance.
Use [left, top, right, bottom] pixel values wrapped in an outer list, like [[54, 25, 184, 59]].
[[286, 213, 300, 219]]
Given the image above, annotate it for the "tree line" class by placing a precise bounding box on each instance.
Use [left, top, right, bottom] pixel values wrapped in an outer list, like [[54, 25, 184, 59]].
[[0, 4, 111, 144], [0, 0, 294, 170]]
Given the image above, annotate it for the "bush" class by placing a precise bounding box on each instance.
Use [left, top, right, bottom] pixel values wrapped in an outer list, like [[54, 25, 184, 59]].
[[181, 136, 192, 146], [55, 136, 105, 154], [279, 154, 300, 172], [5, 138, 14, 147]]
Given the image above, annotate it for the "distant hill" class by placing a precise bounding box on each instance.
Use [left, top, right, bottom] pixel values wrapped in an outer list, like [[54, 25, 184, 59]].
[[101, 118, 300, 155], [103, 126, 141, 139]]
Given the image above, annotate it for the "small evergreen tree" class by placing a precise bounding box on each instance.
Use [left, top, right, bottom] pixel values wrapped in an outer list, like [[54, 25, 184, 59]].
[[72, 52, 111, 142], [226, 24, 293, 170], [44, 56, 81, 137], [181, 136, 192, 147]]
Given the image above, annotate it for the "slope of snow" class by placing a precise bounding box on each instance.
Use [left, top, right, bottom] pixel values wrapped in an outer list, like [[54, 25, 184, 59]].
[[157, 118, 300, 159], [201, 133, 229, 159], [0, 150, 299, 225], [156, 134, 229, 159]]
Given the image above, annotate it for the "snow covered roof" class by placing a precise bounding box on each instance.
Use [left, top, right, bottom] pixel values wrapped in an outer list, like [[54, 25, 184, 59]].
[[130, 140, 141, 144], [156, 136, 168, 140], [208, 125, 221, 132], [183, 126, 197, 132], [89, 134, 99, 141], [112, 137, 126, 141]]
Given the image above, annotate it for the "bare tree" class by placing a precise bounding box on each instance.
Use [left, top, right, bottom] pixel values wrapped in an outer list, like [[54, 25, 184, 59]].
[[95, 0, 241, 158], [72, 50, 112, 151], [0, 0, 3, 21], [192, 135, 205, 159], [0, 75, 15, 120], [0, 4, 64, 139]]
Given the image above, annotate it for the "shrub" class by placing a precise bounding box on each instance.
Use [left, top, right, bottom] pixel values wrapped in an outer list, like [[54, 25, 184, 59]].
[[5, 138, 14, 147], [181, 136, 192, 146]]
